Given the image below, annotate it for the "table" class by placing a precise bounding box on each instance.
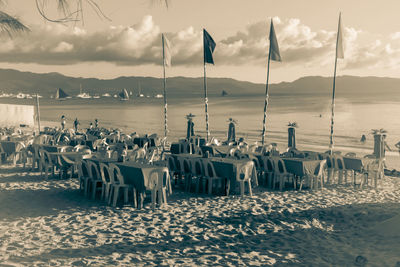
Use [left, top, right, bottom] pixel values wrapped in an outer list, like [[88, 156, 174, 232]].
[[116, 161, 168, 193], [48, 151, 91, 164], [282, 158, 322, 177], [210, 157, 257, 192]]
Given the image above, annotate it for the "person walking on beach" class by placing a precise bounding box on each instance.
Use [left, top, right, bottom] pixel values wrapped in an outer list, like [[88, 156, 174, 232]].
[[60, 115, 66, 130], [73, 118, 80, 132], [94, 118, 99, 128]]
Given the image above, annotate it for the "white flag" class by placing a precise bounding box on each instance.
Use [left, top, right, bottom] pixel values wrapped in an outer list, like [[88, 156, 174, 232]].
[[336, 13, 344, 59], [162, 33, 172, 67]]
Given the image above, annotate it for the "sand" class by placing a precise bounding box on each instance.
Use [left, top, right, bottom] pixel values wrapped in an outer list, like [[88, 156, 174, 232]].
[[0, 164, 400, 266]]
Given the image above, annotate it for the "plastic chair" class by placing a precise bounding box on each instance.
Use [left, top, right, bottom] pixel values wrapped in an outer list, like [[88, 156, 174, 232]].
[[325, 155, 335, 184], [99, 163, 113, 202], [203, 159, 225, 195], [334, 156, 347, 184], [345, 152, 356, 157], [190, 158, 205, 193], [77, 160, 91, 194], [177, 157, 192, 191], [299, 159, 326, 191], [237, 161, 254, 196], [86, 161, 103, 199], [148, 168, 170, 208], [108, 163, 135, 207], [39, 149, 55, 179], [272, 158, 295, 191], [263, 157, 275, 188]]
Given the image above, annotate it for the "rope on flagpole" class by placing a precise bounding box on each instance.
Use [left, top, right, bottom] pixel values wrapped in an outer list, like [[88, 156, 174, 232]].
[[261, 36, 272, 146], [204, 63, 210, 141], [162, 34, 168, 138], [329, 13, 341, 155]]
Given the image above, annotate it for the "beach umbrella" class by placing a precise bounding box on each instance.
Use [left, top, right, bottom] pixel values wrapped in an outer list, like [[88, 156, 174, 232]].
[[261, 19, 281, 145]]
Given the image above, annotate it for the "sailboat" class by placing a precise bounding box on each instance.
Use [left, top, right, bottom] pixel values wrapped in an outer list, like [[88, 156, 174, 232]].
[[136, 82, 144, 98], [76, 84, 92, 99], [119, 88, 129, 101], [55, 88, 69, 100]]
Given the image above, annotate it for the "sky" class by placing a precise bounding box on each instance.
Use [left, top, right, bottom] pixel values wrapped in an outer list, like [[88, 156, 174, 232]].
[[1, 0, 400, 83]]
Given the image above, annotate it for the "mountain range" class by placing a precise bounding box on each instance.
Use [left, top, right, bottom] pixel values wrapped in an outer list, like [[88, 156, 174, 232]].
[[0, 68, 399, 101]]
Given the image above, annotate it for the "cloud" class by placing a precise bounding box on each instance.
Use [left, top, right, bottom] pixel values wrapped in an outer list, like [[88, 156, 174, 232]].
[[0, 15, 399, 72]]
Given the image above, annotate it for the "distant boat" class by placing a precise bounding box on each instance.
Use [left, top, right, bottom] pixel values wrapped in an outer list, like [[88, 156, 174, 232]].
[[136, 82, 144, 97], [76, 84, 92, 99], [55, 88, 69, 100], [93, 95, 100, 99], [102, 93, 111, 97], [221, 90, 228, 97], [155, 94, 163, 99], [119, 88, 129, 101]]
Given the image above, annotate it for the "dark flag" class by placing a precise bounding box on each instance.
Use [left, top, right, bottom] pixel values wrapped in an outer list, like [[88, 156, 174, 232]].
[[203, 29, 216, 64]]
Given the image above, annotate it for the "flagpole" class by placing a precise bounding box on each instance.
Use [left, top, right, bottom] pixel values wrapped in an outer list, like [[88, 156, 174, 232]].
[[35, 94, 41, 133], [329, 13, 341, 155], [204, 62, 210, 141], [261, 22, 273, 146], [162, 34, 168, 138]]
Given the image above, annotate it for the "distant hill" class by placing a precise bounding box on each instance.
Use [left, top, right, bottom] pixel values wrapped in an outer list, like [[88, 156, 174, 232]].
[[0, 68, 399, 101]]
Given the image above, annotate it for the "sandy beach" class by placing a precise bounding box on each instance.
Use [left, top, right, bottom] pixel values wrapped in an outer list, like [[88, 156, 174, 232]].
[[0, 164, 399, 266]]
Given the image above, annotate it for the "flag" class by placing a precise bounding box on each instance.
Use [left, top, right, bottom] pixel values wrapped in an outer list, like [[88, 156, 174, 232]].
[[162, 33, 172, 67], [269, 20, 281, 62], [203, 29, 216, 64], [336, 13, 344, 59]]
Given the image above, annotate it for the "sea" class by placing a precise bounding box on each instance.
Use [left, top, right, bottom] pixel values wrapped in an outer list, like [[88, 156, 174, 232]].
[[1, 94, 400, 169]]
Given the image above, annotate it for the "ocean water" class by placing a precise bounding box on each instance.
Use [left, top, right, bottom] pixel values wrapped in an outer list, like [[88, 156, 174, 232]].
[[2, 95, 400, 168]]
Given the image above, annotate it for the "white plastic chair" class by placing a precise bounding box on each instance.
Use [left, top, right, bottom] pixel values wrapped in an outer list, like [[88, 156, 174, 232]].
[[87, 161, 103, 200], [237, 161, 254, 196], [299, 159, 326, 191], [273, 158, 295, 191], [99, 163, 113, 202], [203, 159, 225, 195], [108, 163, 135, 207], [148, 168, 170, 208]]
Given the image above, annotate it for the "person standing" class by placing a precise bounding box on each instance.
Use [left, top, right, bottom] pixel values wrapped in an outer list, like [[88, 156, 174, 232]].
[[60, 115, 66, 130], [73, 118, 80, 132], [94, 118, 99, 128]]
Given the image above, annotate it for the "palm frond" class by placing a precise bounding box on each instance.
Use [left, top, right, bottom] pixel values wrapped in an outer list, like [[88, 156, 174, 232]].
[[0, 11, 29, 36]]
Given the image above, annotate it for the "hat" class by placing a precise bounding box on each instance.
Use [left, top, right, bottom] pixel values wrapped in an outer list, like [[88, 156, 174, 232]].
[[186, 113, 196, 119]]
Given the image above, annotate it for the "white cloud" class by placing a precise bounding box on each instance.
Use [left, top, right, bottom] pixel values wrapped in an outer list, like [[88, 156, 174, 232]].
[[0, 15, 399, 73]]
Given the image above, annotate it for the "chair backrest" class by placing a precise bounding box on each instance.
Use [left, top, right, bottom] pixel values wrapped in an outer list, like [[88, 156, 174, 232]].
[[166, 155, 177, 171], [325, 155, 335, 168], [238, 161, 254, 181], [81, 160, 91, 177], [203, 159, 218, 178], [364, 154, 376, 159], [190, 158, 204, 176], [263, 158, 275, 172], [273, 158, 287, 174], [99, 163, 111, 184], [178, 158, 192, 174], [345, 152, 356, 157], [109, 163, 125, 185], [334, 156, 345, 170], [87, 160, 101, 180]]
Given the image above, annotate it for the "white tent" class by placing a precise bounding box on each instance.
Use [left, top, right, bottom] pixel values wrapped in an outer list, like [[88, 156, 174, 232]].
[[0, 104, 36, 127]]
